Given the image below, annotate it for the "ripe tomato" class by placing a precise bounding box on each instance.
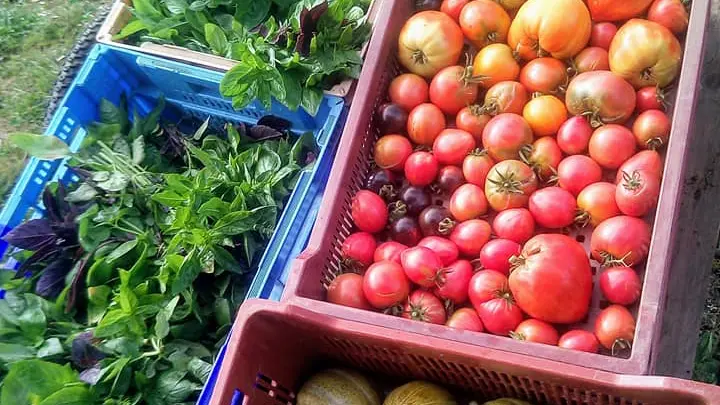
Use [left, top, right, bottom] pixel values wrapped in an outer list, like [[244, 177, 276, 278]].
[[479, 238, 521, 276], [419, 206, 456, 238], [366, 169, 400, 201], [648, 0, 689, 35], [418, 236, 459, 266], [433, 129, 476, 165], [374, 241, 408, 264], [616, 170, 661, 217], [595, 305, 636, 353], [459, 0, 511, 48], [511, 319, 560, 345], [374, 134, 413, 171], [587, 0, 653, 21], [430, 65, 481, 115], [522, 136, 563, 183], [327, 273, 372, 310], [403, 290, 447, 324], [472, 43, 520, 88], [441, 0, 469, 20], [468, 269, 509, 305], [519, 57, 568, 95], [556, 116, 593, 155], [398, 185, 432, 216], [589, 124, 637, 169], [363, 261, 410, 308], [591, 216, 651, 266], [389, 216, 422, 246], [434, 259, 473, 303], [342, 232, 377, 268], [404, 151, 439, 187], [389, 74, 429, 112], [463, 150, 495, 186], [558, 330, 600, 353], [557, 155, 603, 196], [482, 114, 533, 161], [456, 107, 491, 143], [508, 0, 591, 60], [401, 246, 443, 287], [636, 86, 668, 112], [437, 165, 465, 194], [450, 184, 488, 221], [485, 160, 538, 211], [407, 103, 446, 146], [633, 109, 671, 150], [446, 307, 484, 332], [590, 22, 618, 49], [576, 182, 620, 227], [476, 296, 524, 335], [616, 150, 664, 183], [450, 219, 492, 256], [522, 95, 567, 137], [377, 103, 409, 135], [600, 266, 641, 305], [351, 190, 388, 233], [572, 47, 610, 74], [609, 19, 682, 88], [480, 81, 529, 116], [528, 187, 576, 229], [398, 11, 464, 78], [509, 234, 592, 324], [492, 208, 535, 244], [565, 71, 636, 127]]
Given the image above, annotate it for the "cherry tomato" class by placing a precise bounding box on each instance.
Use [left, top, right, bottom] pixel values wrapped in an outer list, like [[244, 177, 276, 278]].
[[476, 296, 524, 336], [407, 103, 446, 146], [389, 73, 429, 111], [468, 269, 509, 306], [327, 273, 372, 310], [463, 150, 495, 186], [401, 246, 444, 287], [363, 261, 410, 308], [433, 129, 476, 165], [636, 86, 667, 112], [403, 290, 447, 324], [576, 182, 620, 227], [591, 216, 651, 266], [430, 65, 481, 115], [479, 238, 521, 276], [556, 116, 593, 155], [398, 185, 432, 216], [492, 208, 535, 244], [418, 236, 459, 266], [440, 0, 469, 20], [523, 95, 568, 137], [456, 107, 492, 143], [459, 0, 511, 48], [615, 170, 661, 217], [389, 216, 422, 246], [558, 330, 600, 353], [374, 134, 413, 171], [572, 47, 610, 74], [482, 113, 533, 161], [445, 307, 484, 332], [590, 22, 618, 50], [485, 160, 538, 211], [341, 232, 377, 268], [418, 206, 455, 238], [450, 219, 492, 256], [521, 136, 562, 182], [519, 57, 568, 95], [366, 169, 400, 201], [632, 109, 671, 150], [648, 0, 689, 35], [351, 190, 388, 233], [589, 124, 637, 169], [404, 151, 439, 186], [436, 165, 465, 194], [376, 103, 409, 135], [616, 150, 664, 183], [450, 184, 488, 221], [528, 187, 576, 229], [599, 266, 641, 305], [595, 305, 636, 353], [511, 319, 560, 345], [557, 155, 603, 196], [480, 81, 529, 116], [472, 43, 521, 88], [434, 259, 473, 304], [374, 241, 408, 264]]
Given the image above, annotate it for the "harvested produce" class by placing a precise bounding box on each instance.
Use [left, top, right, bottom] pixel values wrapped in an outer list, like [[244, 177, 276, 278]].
[[297, 368, 381, 405], [511, 319, 560, 345], [485, 160, 538, 211], [595, 305, 636, 352], [403, 290, 447, 324], [446, 307, 484, 331], [398, 11, 465, 78], [599, 267, 642, 305], [384, 381, 456, 405], [482, 114, 533, 161], [390, 74, 430, 111], [558, 330, 601, 353], [459, 0, 512, 48], [587, 0, 654, 21], [565, 71, 637, 127], [473, 43, 521, 88]]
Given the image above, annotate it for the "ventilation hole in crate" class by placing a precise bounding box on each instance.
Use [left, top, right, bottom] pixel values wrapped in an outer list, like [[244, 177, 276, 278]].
[[599, 299, 610, 309], [42, 161, 51, 170], [253, 380, 293, 405], [591, 266, 597, 275], [576, 234, 585, 243], [256, 374, 294, 397], [34, 177, 43, 185]]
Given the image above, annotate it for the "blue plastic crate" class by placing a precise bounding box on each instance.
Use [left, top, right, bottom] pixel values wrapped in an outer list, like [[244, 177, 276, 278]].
[[0, 44, 346, 403]]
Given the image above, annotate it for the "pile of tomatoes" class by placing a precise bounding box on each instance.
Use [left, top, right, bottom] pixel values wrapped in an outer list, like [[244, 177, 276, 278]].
[[326, 0, 688, 355]]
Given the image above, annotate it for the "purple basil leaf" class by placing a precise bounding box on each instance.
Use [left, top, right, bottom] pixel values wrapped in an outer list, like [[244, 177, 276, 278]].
[[35, 258, 73, 298], [66, 254, 91, 313], [256, 116, 291, 132], [248, 125, 284, 141], [43, 188, 61, 224], [3, 219, 56, 251], [72, 332, 106, 368], [295, 2, 329, 56], [55, 183, 70, 217], [15, 243, 60, 278], [79, 366, 103, 385]]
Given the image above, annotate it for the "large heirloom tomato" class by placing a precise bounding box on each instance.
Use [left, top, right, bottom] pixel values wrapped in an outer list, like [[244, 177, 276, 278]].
[[565, 71, 636, 127], [588, 0, 653, 22], [398, 11, 465, 78], [430, 65, 481, 115], [509, 234, 593, 324], [459, 0, 512, 48], [508, 0, 591, 61], [591, 216, 651, 266], [482, 113, 533, 161], [472, 44, 521, 88], [609, 19, 682, 88], [485, 160, 538, 211]]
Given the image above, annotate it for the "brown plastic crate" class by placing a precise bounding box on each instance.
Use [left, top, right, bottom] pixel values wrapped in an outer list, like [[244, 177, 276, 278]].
[[96, 0, 382, 98], [281, 0, 712, 374], [209, 299, 720, 405]]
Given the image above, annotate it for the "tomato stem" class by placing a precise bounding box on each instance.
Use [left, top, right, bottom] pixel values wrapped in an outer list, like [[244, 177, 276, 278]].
[[412, 49, 428, 65]]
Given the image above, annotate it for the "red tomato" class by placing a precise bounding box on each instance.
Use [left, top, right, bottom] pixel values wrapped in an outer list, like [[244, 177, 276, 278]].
[[468, 269, 509, 306], [576, 182, 620, 227], [510, 234, 593, 324], [441, 0, 469, 20], [351, 191, 388, 233], [588, 0, 653, 22], [434, 259, 473, 304], [341, 232, 377, 268], [479, 239, 521, 276], [456, 107, 492, 143], [616, 150, 664, 183], [485, 160, 538, 211], [528, 187, 576, 229], [459, 0, 511, 48], [408, 103, 446, 146], [389, 73, 429, 112], [636, 86, 668, 112], [433, 129, 476, 165], [418, 236, 459, 266], [522, 95, 568, 137], [437, 165, 466, 194], [389, 216, 422, 246], [463, 150, 495, 186], [398, 11, 465, 78], [374, 134, 413, 171], [521, 136, 562, 182], [556, 116, 593, 155], [450, 184, 488, 221], [492, 208, 535, 244], [450, 219, 492, 256], [327, 273, 372, 310], [519, 57, 569, 95], [477, 296, 524, 335], [589, 124, 637, 169], [430, 65, 481, 115], [557, 155, 603, 196], [572, 47, 610, 73], [615, 170, 661, 217], [558, 330, 600, 353], [632, 109, 671, 150], [648, 0, 689, 34], [446, 307, 484, 332], [482, 114, 533, 161], [400, 246, 443, 287], [600, 266, 641, 305], [595, 305, 636, 353], [480, 81, 529, 116], [511, 319, 560, 345], [590, 22, 618, 49], [591, 216, 651, 266], [363, 261, 410, 308], [565, 71, 636, 127], [403, 290, 447, 324], [404, 151, 439, 186], [418, 206, 456, 237], [374, 241, 408, 264], [472, 43, 521, 88]]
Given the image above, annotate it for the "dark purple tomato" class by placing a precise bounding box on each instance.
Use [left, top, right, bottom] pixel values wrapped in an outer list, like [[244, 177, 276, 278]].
[[390, 216, 422, 246], [418, 206, 456, 236], [436, 166, 465, 194], [399, 185, 432, 215], [366, 169, 399, 201], [415, 0, 442, 10], [376, 103, 409, 134]]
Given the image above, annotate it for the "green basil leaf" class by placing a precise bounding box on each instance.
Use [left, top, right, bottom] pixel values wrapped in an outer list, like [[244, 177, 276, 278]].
[[154, 296, 180, 339], [154, 370, 201, 403], [99, 97, 130, 131], [133, 0, 164, 19], [96, 171, 129, 192], [0, 343, 36, 363], [170, 250, 202, 295], [94, 309, 130, 338], [65, 183, 98, 203], [189, 0, 210, 11], [113, 19, 148, 40], [300, 86, 323, 116], [165, 0, 189, 14], [197, 197, 230, 219], [152, 190, 186, 207], [36, 338, 64, 358], [9, 133, 70, 160], [106, 239, 138, 264], [37, 386, 94, 405], [87, 285, 112, 325], [119, 284, 139, 313], [204, 23, 228, 55], [132, 136, 145, 165], [188, 357, 213, 382], [234, 0, 271, 28], [0, 360, 79, 405]]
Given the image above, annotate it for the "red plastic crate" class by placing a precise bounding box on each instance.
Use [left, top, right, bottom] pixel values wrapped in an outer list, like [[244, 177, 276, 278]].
[[281, 0, 712, 374], [209, 299, 720, 405]]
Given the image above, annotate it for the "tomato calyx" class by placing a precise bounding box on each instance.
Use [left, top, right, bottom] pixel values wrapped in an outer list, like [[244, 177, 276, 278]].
[[460, 54, 489, 86], [411, 49, 430, 66], [338, 258, 365, 274], [574, 208, 592, 228], [384, 304, 405, 317], [404, 299, 436, 322], [579, 107, 606, 129], [655, 85, 670, 110], [596, 250, 634, 267], [389, 200, 408, 221], [487, 168, 527, 195], [509, 331, 527, 341], [379, 184, 398, 201], [519, 145, 555, 184], [611, 338, 633, 357], [621, 170, 644, 191], [437, 218, 457, 235]]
